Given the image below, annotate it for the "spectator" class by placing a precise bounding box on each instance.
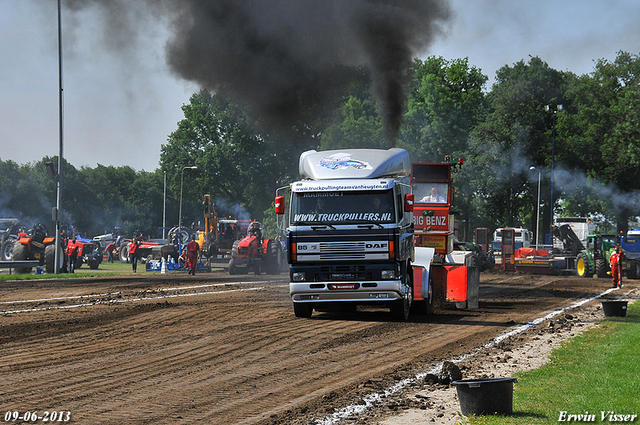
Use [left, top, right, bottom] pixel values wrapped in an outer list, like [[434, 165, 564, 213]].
[[105, 242, 116, 263], [129, 239, 140, 273], [67, 238, 78, 273], [610, 244, 624, 288], [186, 234, 200, 275]]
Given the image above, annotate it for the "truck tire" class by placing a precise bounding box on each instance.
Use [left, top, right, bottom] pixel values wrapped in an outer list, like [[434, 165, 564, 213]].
[[228, 259, 237, 275], [391, 263, 412, 321], [595, 258, 608, 278], [628, 260, 640, 280], [44, 244, 65, 274], [230, 240, 240, 259], [575, 252, 590, 277], [168, 227, 192, 245], [119, 242, 129, 263], [293, 303, 313, 318], [1, 238, 15, 261], [411, 273, 434, 316], [11, 243, 32, 274], [265, 239, 281, 275], [87, 255, 101, 270]]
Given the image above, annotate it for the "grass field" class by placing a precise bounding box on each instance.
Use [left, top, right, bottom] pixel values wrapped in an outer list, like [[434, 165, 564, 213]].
[[463, 301, 640, 424], [0, 259, 144, 281]]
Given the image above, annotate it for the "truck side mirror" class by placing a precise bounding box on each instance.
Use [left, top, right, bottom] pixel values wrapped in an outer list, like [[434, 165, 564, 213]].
[[404, 194, 414, 212], [275, 196, 285, 215]]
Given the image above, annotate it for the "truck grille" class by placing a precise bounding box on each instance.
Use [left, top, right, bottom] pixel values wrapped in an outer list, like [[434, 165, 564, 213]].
[[296, 240, 390, 261]]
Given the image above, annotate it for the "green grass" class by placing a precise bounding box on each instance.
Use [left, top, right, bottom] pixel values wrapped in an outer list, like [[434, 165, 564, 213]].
[[0, 260, 138, 281], [463, 301, 640, 424]]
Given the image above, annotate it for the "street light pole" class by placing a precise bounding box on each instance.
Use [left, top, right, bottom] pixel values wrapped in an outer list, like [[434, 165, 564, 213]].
[[530, 166, 541, 250], [545, 104, 562, 234], [54, 0, 64, 274], [162, 170, 167, 242], [178, 166, 198, 243]]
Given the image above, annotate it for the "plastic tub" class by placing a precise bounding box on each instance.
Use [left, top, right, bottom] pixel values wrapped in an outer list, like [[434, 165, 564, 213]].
[[601, 300, 628, 317], [452, 377, 517, 416]]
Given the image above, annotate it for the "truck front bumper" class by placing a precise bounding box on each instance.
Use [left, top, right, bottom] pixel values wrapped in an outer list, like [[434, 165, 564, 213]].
[[290, 280, 404, 303]]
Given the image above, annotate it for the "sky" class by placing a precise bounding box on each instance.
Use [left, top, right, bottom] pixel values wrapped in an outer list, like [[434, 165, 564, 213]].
[[1, 0, 639, 172]]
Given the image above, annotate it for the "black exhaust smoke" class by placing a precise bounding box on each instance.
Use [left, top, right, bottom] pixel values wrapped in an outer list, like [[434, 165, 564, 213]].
[[62, 0, 451, 143]]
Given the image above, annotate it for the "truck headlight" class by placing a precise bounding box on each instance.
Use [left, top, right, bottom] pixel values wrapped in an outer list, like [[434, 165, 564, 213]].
[[292, 272, 306, 282], [381, 270, 395, 279]]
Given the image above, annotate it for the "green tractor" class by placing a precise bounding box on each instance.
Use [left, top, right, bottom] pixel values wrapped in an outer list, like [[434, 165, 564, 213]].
[[575, 234, 627, 278]]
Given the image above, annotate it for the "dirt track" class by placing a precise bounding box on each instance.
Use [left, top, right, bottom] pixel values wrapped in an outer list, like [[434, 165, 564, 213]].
[[0, 270, 629, 424]]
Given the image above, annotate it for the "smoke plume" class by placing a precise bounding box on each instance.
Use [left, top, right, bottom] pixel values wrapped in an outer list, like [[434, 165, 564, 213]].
[[61, 0, 451, 143]]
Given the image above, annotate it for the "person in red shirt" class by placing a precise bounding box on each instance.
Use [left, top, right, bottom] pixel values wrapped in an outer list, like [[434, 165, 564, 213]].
[[186, 235, 200, 275], [178, 251, 187, 269], [105, 242, 116, 263], [610, 245, 624, 288], [129, 239, 140, 273], [66, 238, 79, 273]]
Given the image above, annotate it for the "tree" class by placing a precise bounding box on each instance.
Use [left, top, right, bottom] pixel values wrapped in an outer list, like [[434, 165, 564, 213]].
[[470, 56, 567, 235], [562, 51, 640, 233], [399, 56, 487, 238], [320, 96, 386, 150], [400, 56, 487, 162], [160, 90, 305, 225]]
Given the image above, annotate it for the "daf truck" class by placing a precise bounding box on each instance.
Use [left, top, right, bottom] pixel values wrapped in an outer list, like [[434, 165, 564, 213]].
[[275, 148, 415, 320]]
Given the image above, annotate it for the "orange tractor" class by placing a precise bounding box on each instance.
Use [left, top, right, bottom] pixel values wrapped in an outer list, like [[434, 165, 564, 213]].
[[11, 223, 65, 273]]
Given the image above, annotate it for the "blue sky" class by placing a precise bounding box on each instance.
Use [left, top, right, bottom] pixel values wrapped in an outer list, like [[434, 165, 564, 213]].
[[1, 0, 639, 171]]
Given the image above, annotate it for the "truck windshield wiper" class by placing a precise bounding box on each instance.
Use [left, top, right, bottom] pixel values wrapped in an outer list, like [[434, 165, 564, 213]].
[[357, 221, 384, 229], [311, 224, 337, 230]]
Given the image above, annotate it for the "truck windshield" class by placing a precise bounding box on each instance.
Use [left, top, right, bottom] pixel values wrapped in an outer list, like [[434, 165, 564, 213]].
[[291, 190, 396, 225], [413, 183, 448, 203]]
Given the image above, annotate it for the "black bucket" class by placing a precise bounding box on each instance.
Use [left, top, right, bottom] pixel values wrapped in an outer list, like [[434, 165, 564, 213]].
[[452, 377, 517, 416], [601, 300, 628, 317]]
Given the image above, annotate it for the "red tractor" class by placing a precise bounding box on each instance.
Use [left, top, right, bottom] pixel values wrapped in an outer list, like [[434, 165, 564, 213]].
[[228, 222, 282, 275]]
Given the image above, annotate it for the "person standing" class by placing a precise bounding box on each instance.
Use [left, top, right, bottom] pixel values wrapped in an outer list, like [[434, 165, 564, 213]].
[[186, 235, 200, 275], [66, 238, 78, 273], [610, 245, 624, 288], [129, 239, 140, 273], [105, 242, 116, 263]]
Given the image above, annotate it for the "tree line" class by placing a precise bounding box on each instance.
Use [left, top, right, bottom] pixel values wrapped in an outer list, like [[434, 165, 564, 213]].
[[1, 51, 639, 242]]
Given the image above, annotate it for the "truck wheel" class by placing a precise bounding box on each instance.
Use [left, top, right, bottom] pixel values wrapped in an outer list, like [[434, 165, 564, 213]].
[[230, 240, 240, 259], [629, 260, 640, 280], [391, 285, 412, 321], [119, 242, 129, 263], [575, 253, 590, 277], [88, 257, 100, 269], [265, 239, 281, 274], [228, 259, 237, 275], [421, 275, 434, 316], [11, 243, 32, 274], [391, 267, 412, 321], [293, 303, 313, 318], [1, 238, 15, 261], [44, 244, 66, 273], [595, 258, 608, 278]]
